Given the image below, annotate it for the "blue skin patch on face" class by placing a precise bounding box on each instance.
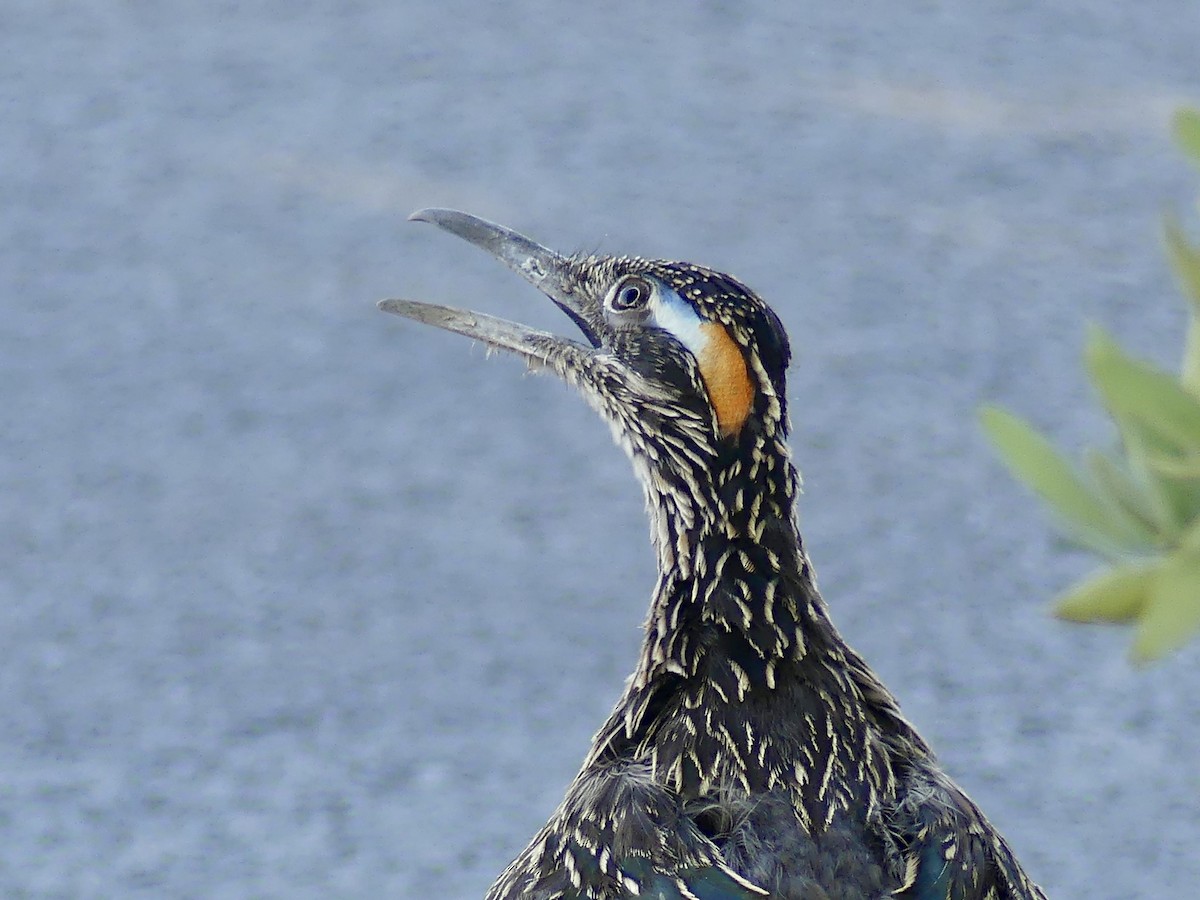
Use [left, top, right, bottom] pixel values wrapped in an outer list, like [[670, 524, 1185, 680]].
[[649, 284, 710, 358]]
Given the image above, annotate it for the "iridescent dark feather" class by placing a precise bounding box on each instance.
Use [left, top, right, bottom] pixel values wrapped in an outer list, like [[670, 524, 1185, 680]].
[[383, 210, 1049, 900]]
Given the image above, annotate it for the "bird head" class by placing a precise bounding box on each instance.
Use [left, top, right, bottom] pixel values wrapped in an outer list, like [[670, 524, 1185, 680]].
[[383, 210, 796, 561]]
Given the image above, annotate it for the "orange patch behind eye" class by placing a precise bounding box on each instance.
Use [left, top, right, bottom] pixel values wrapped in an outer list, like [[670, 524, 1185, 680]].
[[697, 323, 755, 437]]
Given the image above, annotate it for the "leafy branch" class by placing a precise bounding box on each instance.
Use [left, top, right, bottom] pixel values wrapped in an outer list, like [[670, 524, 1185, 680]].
[[980, 108, 1200, 663]]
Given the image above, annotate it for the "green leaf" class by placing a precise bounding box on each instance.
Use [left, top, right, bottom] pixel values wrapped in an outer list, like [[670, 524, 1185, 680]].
[[1181, 517, 1200, 552], [1172, 108, 1200, 169], [1082, 449, 1164, 545], [1145, 448, 1200, 479], [1086, 324, 1200, 451], [1162, 217, 1200, 396], [1130, 550, 1200, 663], [1054, 562, 1158, 623], [1183, 317, 1200, 399], [1164, 216, 1200, 316], [1121, 425, 1195, 538], [979, 405, 1148, 554]]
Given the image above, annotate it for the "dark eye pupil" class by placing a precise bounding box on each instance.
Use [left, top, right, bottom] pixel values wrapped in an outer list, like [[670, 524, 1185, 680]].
[[613, 279, 647, 310]]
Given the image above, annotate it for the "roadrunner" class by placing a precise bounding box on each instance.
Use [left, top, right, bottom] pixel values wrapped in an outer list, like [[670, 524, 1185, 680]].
[[382, 210, 1048, 900]]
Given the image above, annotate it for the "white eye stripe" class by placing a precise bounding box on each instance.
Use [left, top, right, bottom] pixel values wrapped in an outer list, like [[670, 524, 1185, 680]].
[[649, 286, 710, 358]]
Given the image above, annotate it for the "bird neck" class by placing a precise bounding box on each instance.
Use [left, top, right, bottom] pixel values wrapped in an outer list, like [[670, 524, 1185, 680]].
[[634, 434, 845, 686], [640, 427, 800, 577], [592, 433, 929, 789]]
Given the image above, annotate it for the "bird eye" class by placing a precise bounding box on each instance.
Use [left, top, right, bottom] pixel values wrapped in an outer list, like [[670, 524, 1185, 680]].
[[609, 276, 652, 312]]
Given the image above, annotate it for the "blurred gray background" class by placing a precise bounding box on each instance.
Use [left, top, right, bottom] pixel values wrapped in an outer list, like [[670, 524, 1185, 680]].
[[3, 2, 1199, 897]]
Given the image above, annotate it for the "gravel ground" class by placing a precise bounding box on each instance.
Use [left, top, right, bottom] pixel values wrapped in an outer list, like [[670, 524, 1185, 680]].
[[3, 2, 1199, 897]]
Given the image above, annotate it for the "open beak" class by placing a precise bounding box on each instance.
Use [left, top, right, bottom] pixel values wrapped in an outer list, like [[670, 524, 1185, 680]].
[[379, 209, 604, 366]]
